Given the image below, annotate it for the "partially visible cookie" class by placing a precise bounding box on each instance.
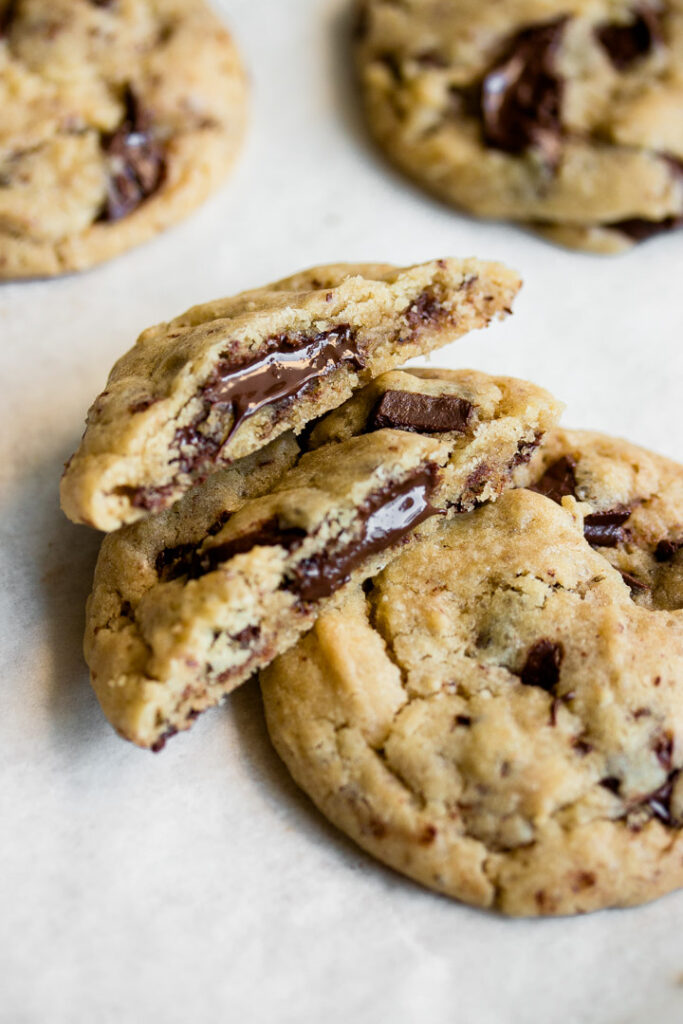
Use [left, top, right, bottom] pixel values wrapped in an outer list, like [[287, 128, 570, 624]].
[[61, 258, 521, 531], [262, 479, 683, 916], [516, 427, 683, 610], [85, 369, 559, 749], [355, 0, 683, 252], [0, 0, 247, 277]]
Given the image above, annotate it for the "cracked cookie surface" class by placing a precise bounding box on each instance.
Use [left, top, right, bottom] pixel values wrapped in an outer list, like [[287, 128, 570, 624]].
[[61, 258, 521, 531], [85, 368, 558, 749], [355, 0, 683, 252], [261, 437, 683, 915], [0, 0, 246, 277]]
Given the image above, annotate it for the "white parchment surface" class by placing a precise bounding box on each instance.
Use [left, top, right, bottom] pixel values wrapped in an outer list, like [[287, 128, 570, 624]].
[[2, 2, 683, 1021]]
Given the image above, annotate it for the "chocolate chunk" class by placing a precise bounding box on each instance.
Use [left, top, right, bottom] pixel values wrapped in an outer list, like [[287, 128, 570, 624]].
[[200, 324, 363, 444], [654, 732, 674, 771], [232, 624, 260, 648], [404, 290, 447, 331], [368, 390, 473, 434], [655, 538, 683, 562], [291, 465, 441, 602], [0, 0, 18, 33], [583, 507, 631, 547], [611, 215, 683, 242], [596, 8, 662, 70], [600, 776, 621, 794], [519, 638, 564, 692], [511, 433, 542, 468], [480, 18, 566, 160], [100, 88, 165, 222], [529, 455, 577, 504], [454, 715, 472, 727], [116, 482, 176, 514], [619, 570, 649, 593], [151, 726, 178, 753], [155, 541, 198, 581]]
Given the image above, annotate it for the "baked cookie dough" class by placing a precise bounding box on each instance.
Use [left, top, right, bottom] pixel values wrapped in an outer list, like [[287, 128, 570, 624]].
[[355, 0, 683, 252], [61, 258, 521, 531], [85, 368, 559, 749], [0, 0, 247, 277], [261, 432, 683, 915]]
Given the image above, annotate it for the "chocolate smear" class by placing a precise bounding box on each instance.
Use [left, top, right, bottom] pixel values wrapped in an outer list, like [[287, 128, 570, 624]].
[[404, 290, 447, 332], [596, 7, 662, 70], [619, 570, 649, 593], [583, 507, 631, 547], [480, 18, 566, 160], [100, 88, 165, 222], [519, 638, 564, 692], [368, 390, 473, 434]]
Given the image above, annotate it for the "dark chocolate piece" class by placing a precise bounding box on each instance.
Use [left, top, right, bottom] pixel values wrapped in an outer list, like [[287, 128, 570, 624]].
[[654, 732, 674, 771], [201, 324, 363, 441], [655, 538, 683, 562], [291, 466, 441, 601], [611, 214, 683, 242], [596, 7, 661, 70], [196, 520, 307, 577], [100, 88, 165, 222], [600, 776, 621, 794], [645, 770, 680, 825], [156, 541, 198, 582], [368, 389, 473, 434], [529, 455, 577, 504], [619, 570, 649, 593], [583, 507, 631, 547], [404, 289, 446, 331], [480, 18, 566, 159], [0, 0, 17, 33], [519, 638, 564, 692]]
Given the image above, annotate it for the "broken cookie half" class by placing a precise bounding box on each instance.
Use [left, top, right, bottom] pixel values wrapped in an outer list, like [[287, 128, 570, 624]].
[[85, 368, 560, 749], [60, 258, 521, 531]]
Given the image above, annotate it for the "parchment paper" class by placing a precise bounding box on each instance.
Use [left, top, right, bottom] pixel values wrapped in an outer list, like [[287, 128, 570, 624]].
[[2, 2, 683, 1021]]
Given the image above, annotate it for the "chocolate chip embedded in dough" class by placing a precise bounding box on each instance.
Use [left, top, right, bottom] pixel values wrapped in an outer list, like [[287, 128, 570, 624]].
[[519, 639, 564, 692], [480, 19, 566, 163]]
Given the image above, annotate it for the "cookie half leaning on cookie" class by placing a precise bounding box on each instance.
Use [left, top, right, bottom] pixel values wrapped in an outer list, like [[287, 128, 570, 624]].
[[355, 0, 683, 252], [0, 0, 247, 277], [85, 368, 560, 749], [261, 429, 683, 916], [61, 258, 521, 531]]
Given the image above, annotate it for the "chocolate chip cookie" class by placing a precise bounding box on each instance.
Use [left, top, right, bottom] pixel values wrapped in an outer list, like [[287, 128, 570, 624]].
[[261, 433, 683, 915], [355, 0, 683, 252], [61, 259, 521, 531], [0, 0, 247, 277], [85, 369, 559, 749], [517, 427, 683, 610]]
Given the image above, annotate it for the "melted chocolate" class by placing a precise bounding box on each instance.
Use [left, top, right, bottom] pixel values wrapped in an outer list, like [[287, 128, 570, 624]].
[[596, 7, 661, 70], [291, 466, 441, 601], [530, 455, 577, 504], [368, 390, 473, 434], [480, 18, 566, 158], [194, 521, 307, 577], [202, 325, 363, 440], [100, 88, 165, 221], [519, 638, 564, 692], [583, 507, 631, 547]]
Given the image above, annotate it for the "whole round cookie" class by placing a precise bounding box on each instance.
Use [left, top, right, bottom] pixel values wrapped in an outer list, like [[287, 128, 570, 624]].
[[261, 431, 683, 915], [355, 0, 683, 252], [0, 0, 247, 277]]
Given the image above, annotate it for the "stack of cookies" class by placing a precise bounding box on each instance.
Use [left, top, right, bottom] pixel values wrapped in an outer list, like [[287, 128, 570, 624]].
[[61, 258, 683, 917]]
